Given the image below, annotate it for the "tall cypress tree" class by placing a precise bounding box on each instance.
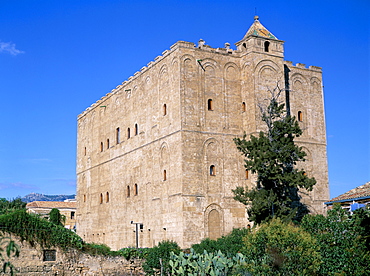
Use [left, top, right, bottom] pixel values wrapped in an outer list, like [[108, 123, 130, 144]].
[[233, 93, 316, 224]]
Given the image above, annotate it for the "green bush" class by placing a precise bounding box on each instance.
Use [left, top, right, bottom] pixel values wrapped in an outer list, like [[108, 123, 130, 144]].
[[0, 210, 83, 250], [82, 243, 113, 256], [142, 240, 181, 275], [192, 227, 250, 256], [241, 218, 321, 275], [301, 205, 370, 275], [118, 247, 150, 260]]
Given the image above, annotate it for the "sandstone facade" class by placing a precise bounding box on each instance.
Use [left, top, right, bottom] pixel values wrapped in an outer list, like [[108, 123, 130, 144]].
[[76, 17, 329, 250]]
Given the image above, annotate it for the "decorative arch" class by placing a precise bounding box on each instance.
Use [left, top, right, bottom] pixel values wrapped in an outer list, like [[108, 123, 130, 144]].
[[204, 204, 223, 240]]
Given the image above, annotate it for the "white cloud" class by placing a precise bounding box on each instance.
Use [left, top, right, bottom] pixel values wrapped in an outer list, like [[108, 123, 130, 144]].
[[0, 41, 24, 55]]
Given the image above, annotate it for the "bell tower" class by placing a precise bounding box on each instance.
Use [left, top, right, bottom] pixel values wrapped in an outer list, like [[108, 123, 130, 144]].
[[235, 16, 284, 57]]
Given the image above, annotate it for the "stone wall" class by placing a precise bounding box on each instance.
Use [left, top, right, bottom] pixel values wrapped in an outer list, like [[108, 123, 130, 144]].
[[1, 236, 144, 276]]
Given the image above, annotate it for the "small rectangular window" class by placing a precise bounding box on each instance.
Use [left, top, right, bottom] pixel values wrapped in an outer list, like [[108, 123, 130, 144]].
[[71, 211, 75, 220], [43, 250, 56, 261]]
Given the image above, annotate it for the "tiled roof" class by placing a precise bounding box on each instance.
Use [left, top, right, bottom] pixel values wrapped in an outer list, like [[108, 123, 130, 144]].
[[243, 16, 278, 40], [26, 201, 76, 209], [327, 182, 370, 203]]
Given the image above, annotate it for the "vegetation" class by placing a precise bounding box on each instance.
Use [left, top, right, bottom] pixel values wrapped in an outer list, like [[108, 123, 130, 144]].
[[233, 92, 316, 224], [0, 209, 83, 250], [192, 227, 250, 256], [49, 208, 66, 226], [169, 249, 248, 276], [0, 233, 20, 276], [301, 204, 370, 275], [0, 198, 26, 215], [142, 240, 181, 275], [241, 218, 321, 275]]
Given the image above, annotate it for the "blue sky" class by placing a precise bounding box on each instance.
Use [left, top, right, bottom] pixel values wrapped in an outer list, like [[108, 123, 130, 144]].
[[0, 0, 369, 200]]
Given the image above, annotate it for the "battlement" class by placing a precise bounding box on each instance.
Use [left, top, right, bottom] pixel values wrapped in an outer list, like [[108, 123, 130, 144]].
[[285, 60, 322, 72]]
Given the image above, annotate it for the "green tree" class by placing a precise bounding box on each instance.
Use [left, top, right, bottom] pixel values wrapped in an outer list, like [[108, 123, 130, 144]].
[[233, 92, 316, 224], [0, 198, 26, 215], [301, 204, 370, 275], [49, 208, 65, 226]]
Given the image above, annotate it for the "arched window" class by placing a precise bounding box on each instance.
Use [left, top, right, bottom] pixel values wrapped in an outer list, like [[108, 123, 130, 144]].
[[127, 128, 131, 139], [106, 192, 109, 203], [264, 41, 270, 52], [106, 139, 110, 149], [242, 102, 246, 112], [245, 169, 249, 179], [134, 124, 138, 136], [127, 186, 130, 197], [210, 165, 216, 176], [163, 104, 167, 116], [134, 184, 138, 196], [298, 111, 303, 122], [100, 142, 103, 152], [116, 127, 120, 144], [163, 170, 167, 181], [100, 193, 103, 204], [207, 99, 213, 111]]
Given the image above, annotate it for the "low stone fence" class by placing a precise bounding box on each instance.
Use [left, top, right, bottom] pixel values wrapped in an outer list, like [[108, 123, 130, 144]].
[[1, 236, 144, 276]]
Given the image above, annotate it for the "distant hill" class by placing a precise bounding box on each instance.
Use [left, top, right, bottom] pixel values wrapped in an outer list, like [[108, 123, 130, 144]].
[[21, 193, 76, 203]]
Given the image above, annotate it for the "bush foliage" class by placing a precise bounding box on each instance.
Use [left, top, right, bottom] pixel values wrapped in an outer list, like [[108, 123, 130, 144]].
[[192, 227, 250, 256], [142, 240, 181, 275]]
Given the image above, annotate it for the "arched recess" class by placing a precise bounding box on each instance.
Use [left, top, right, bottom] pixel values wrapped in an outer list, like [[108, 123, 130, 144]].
[[309, 77, 325, 140], [160, 142, 170, 194], [224, 63, 242, 129], [159, 65, 169, 116], [204, 204, 223, 240], [182, 55, 198, 126], [254, 60, 282, 117], [203, 138, 221, 193]]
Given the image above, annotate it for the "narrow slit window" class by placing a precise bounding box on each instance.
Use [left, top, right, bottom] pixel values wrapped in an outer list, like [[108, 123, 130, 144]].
[[298, 111, 303, 122], [163, 104, 167, 116], [245, 169, 249, 179], [83, 194, 86, 202], [163, 170, 167, 181], [106, 192, 109, 203], [84, 147, 87, 156], [127, 186, 130, 197], [242, 102, 246, 112], [134, 183, 138, 196], [116, 127, 120, 144], [100, 142, 103, 152], [264, 41, 270, 52], [210, 165, 216, 176], [207, 99, 213, 111], [106, 139, 110, 149], [127, 128, 131, 139], [100, 193, 103, 204], [135, 124, 138, 136]]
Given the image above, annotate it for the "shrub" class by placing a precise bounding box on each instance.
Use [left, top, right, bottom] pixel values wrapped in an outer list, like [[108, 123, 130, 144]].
[[301, 204, 370, 275], [142, 240, 180, 275], [241, 218, 321, 275], [192, 227, 250, 256], [118, 247, 150, 260]]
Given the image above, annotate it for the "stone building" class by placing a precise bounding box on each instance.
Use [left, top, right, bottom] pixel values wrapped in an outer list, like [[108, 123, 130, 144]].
[[26, 201, 77, 230], [76, 16, 329, 250]]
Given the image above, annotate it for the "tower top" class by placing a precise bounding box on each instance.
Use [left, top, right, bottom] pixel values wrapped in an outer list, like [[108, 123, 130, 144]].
[[243, 16, 278, 40]]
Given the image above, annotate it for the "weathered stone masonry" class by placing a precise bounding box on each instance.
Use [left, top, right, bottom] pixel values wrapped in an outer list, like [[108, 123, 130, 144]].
[[76, 16, 329, 250]]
